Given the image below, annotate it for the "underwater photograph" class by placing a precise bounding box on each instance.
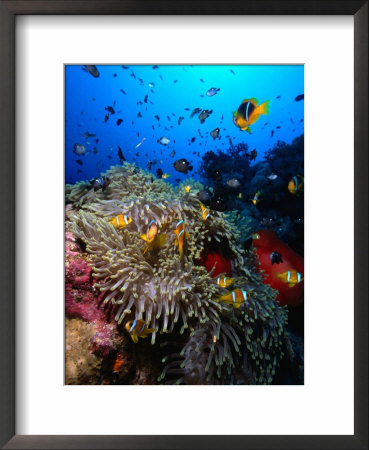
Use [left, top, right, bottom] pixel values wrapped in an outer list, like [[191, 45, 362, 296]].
[[65, 64, 304, 385]]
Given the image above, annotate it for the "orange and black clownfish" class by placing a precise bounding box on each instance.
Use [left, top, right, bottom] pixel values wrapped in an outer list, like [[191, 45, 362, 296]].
[[140, 220, 166, 253], [174, 219, 189, 257], [233, 98, 270, 133], [200, 203, 211, 220], [109, 214, 132, 229], [217, 289, 249, 308], [288, 175, 304, 195], [125, 319, 156, 343]]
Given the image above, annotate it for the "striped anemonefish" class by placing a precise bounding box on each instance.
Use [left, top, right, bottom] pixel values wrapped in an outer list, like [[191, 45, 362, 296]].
[[250, 191, 261, 205], [140, 220, 166, 254], [174, 219, 189, 257], [109, 214, 132, 229], [125, 319, 156, 343], [288, 175, 304, 195], [276, 269, 303, 288], [200, 203, 211, 220], [233, 98, 270, 133], [217, 289, 249, 308], [216, 276, 234, 288]]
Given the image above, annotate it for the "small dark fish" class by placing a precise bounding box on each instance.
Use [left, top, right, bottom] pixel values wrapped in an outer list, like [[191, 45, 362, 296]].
[[91, 176, 110, 192], [169, 149, 176, 158], [93, 147, 98, 155], [154, 115, 160, 121], [190, 137, 196, 143], [144, 95, 148, 103], [113, 73, 117, 78], [136, 152, 139, 157], [276, 95, 281, 99], [121, 65, 129, 69], [104, 114, 109, 123], [113, 100, 116, 106], [137, 112, 143, 118], [178, 117, 184, 125], [197, 189, 211, 202], [82, 65, 100, 78], [210, 128, 220, 140], [167, 116, 171, 122], [137, 101, 143, 105], [174, 158, 193, 174], [228, 138, 233, 147], [173, 80, 178, 84], [84, 131, 96, 138], [156, 168, 163, 178], [270, 251, 283, 265], [200, 78, 205, 83], [249, 149, 257, 161], [118, 146, 126, 163], [76, 159, 83, 166], [105, 106, 115, 114], [107, 155, 113, 160], [230, 69, 235, 75], [138, 78, 144, 85], [152, 65, 159, 69], [91, 97, 96, 102], [190, 108, 201, 118], [199, 109, 213, 124], [116, 118, 123, 126], [276, 126, 281, 129], [120, 89, 127, 95], [130, 71, 136, 80], [184, 108, 190, 111], [295, 94, 304, 102], [147, 160, 152, 170], [270, 130, 274, 138]]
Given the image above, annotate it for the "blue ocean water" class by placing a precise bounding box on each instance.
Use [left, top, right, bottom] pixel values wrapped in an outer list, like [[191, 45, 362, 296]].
[[65, 65, 303, 184]]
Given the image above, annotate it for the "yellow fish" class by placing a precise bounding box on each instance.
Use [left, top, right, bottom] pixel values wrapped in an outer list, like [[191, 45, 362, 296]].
[[174, 219, 189, 257], [109, 214, 132, 229], [288, 175, 304, 195], [276, 269, 303, 287], [250, 191, 261, 205], [125, 319, 156, 343], [217, 289, 249, 308], [233, 98, 270, 133], [200, 203, 211, 220], [216, 276, 234, 288], [140, 220, 166, 253], [162, 173, 170, 179], [184, 185, 191, 193]]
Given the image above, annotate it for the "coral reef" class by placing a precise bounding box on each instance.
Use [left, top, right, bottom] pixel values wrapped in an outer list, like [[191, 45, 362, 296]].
[[66, 163, 292, 384]]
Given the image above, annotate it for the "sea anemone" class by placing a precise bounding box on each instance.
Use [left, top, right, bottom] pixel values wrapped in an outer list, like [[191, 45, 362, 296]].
[[68, 163, 290, 384]]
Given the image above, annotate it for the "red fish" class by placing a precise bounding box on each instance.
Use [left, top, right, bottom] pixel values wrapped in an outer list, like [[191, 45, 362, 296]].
[[252, 230, 304, 307]]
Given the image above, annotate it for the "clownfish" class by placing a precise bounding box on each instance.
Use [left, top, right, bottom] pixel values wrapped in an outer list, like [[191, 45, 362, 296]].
[[109, 214, 132, 229], [184, 185, 191, 193], [162, 173, 170, 179], [174, 219, 189, 257], [288, 175, 304, 195], [276, 269, 303, 287], [125, 319, 156, 343], [233, 98, 270, 133], [217, 289, 249, 308], [216, 276, 234, 288], [250, 191, 261, 205], [140, 220, 166, 253], [200, 203, 211, 220]]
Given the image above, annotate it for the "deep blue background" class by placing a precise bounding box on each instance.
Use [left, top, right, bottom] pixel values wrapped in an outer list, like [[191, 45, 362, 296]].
[[65, 65, 304, 184]]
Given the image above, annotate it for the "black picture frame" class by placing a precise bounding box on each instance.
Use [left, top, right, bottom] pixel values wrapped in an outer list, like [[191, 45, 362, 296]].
[[0, 1, 367, 449]]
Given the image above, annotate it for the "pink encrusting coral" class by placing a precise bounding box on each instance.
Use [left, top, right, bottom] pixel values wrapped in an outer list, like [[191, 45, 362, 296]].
[[65, 230, 118, 359]]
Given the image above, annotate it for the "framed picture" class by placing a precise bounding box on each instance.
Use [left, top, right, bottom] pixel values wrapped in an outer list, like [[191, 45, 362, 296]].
[[0, 1, 367, 449]]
